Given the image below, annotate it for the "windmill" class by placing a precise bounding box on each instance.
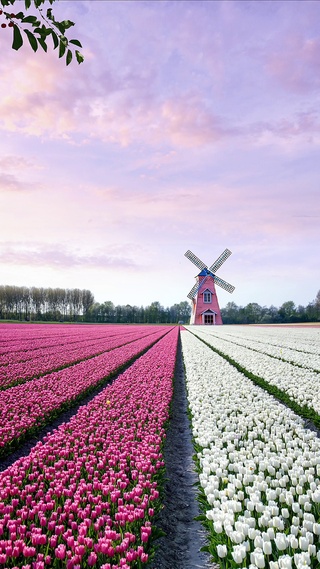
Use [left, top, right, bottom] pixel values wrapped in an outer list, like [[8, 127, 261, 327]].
[[184, 248, 235, 325]]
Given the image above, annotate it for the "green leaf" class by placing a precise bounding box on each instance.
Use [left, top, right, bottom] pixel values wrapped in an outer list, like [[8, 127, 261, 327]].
[[22, 15, 39, 24], [59, 38, 66, 59], [75, 50, 84, 64], [66, 49, 72, 66], [69, 39, 82, 48], [24, 28, 38, 52], [37, 36, 47, 52], [61, 19, 74, 30], [12, 25, 23, 51], [24, 0, 31, 8], [50, 29, 58, 50]]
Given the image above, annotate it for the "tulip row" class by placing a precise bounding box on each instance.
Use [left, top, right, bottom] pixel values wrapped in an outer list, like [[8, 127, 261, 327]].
[[0, 325, 155, 364], [0, 324, 89, 355], [219, 325, 320, 355], [194, 326, 320, 372], [0, 326, 179, 568], [181, 329, 320, 569], [0, 325, 143, 361], [0, 327, 173, 457], [186, 327, 320, 422], [0, 328, 164, 390], [212, 326, 320, 355]]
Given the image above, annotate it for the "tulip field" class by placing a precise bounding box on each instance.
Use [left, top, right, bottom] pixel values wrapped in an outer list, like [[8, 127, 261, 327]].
[[0, 323, 179, 568], [182, 324, 320, 569], [1, 322, 320, 568]]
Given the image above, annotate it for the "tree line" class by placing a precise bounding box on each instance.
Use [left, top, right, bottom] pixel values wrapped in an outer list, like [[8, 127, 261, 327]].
[[221, 292, 320, 324], [0, 285, 191, 324], [1, 285, 319, 325]]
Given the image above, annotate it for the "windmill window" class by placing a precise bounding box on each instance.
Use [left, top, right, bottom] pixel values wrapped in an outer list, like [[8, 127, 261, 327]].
[[203, 291, 212, 303]]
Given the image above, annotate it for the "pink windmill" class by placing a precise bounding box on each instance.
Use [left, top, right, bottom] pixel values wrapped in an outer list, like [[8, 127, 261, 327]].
[[184, 248, 235, 325]]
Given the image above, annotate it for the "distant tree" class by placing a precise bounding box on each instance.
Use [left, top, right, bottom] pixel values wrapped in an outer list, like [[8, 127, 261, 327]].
[[0, 0, 83, 65], [278, 300, 296, 323], [31, 286, 46, 318], [82, 289, 95, 320], [221, 301, 240, 324], [243, 302, 265, 324]]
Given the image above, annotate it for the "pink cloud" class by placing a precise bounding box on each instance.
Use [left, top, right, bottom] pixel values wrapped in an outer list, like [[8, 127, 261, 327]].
[[0, 154, 42, 192], [0, 242, 139, 270], [266, 34, 320, 93], [0, 173, 30, 193]]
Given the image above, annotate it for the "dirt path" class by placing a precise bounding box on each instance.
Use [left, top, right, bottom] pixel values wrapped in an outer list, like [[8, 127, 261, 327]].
[[149, 340, 216, 569]]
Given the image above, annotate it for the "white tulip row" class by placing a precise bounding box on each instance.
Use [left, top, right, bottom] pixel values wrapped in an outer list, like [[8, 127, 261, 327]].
[[184, 327, 320, 415], [197, 327, 320, 372], [180, 329, 320, 569], [213, 326, 320, 357]]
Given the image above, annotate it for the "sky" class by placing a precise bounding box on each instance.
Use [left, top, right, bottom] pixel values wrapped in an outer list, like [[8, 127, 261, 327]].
[[0, 0, 319, 310]]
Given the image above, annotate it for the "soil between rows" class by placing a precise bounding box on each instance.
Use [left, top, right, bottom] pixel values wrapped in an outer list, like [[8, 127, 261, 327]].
[[148, 340, 216, 569]]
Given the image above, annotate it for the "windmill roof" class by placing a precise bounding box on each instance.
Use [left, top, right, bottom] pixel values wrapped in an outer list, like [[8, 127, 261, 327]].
[[198, 268, 214, 277]]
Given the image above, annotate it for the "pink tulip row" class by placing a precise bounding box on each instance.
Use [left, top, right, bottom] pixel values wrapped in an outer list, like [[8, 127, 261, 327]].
[[0, 325, 148, 360], [0, 327, 173, 456], [0, 328, 165, 390], [0, 326, 179, 568]]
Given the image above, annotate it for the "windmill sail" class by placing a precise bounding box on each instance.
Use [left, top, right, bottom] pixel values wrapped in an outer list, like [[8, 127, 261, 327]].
[[209, 249, 232, 274], [184, 250, 207, 271], [187, 276, 208, 299], [213, 274, 235, 294]]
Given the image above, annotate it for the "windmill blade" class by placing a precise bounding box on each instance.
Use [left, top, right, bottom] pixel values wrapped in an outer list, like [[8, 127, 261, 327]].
[[187, 276, 208, 299], [209, 249, 232, 274], [187, 282, 200, 299], [213, 275, 235, 294], [184, 250, 207, 271]]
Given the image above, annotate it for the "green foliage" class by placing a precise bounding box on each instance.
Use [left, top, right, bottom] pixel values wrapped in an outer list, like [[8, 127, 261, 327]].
[[0, 0, 83, 65], [221, 295, 320, 324]]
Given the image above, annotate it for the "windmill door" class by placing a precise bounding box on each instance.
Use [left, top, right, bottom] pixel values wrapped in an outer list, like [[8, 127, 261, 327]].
[[204, 314, 215, 325]]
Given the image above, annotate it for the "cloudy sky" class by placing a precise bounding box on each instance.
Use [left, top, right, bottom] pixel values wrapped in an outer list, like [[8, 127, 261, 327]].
[[0, 0, 319, 309]]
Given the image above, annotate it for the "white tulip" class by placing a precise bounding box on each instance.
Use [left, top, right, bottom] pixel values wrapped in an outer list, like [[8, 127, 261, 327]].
[[278, 555, 292, 568], [313, 522, 320, 535], [213, 520, 223, 533], [267, 527, 275, 540], [216, 544, 227, 558], [289, 535, 298, 549], [263, 540, 272, 555], [311, 490, 320, 502], [308, 544, 316, 557], [254, 551, 266, 568], [231, 544, 247, 563], [275, 533, 288, 551], [299, 536, 309, 551]]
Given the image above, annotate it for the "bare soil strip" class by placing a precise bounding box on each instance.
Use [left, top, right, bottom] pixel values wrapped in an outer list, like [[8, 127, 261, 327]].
[[149, 340, 216, 569]]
